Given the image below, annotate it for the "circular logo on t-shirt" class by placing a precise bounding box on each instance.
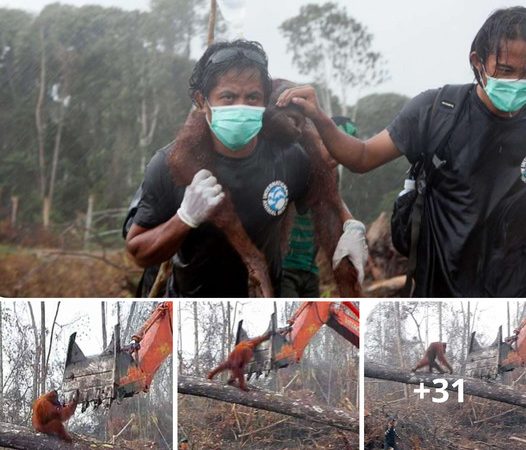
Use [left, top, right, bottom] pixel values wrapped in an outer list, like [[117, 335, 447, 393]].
[[262, 181, 289, 216], [521, 157, 526, 183]]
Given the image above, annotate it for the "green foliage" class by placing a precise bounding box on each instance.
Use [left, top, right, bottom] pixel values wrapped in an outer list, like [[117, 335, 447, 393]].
[[0, 2, 195, 227]]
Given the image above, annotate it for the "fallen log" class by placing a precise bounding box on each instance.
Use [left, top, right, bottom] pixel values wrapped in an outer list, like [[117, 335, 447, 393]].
[[365, 362, 526, 407], [0, 422, 134, 450], [178, 375, 358, 432]]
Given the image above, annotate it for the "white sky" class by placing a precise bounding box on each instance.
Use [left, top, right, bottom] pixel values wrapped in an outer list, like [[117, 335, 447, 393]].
[[1, 0, 521, 104], [2, 300, 158, 363], [178, 300, 276, 358], [364, 300, 524, 347]]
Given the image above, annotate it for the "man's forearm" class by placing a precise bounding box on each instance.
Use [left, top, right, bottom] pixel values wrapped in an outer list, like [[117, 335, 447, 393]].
[[126, 215, 191, 267]]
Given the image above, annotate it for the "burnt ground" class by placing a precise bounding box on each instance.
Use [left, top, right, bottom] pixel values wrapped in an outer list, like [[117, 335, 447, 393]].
[[0, 244, 344, 298], [178, 394, 357, 449], [365, 380, 526, 450], [0, 245, 141, 297]]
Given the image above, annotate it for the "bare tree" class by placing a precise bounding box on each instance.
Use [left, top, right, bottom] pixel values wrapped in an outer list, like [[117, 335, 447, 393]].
[[193, 302, 199, 375], [44, 302, 61, 381], [40, 302, 46, 394], [394, 302, 409, 400], [438, 302, 443, 342], [207, 0, 218, 45], [0, 302, 3, 421], [178, 302, 184, 374], [101, 302, 107, 349], [34, 30, 73, 228], [27, 302, 40, 401]]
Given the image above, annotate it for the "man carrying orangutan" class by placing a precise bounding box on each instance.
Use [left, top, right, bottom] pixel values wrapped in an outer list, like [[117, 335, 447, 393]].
[[126, 40, 367, 297]]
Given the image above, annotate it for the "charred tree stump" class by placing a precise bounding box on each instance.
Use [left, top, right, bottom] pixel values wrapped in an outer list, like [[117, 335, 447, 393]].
[[0, 422, 134, 450], [178, 375, 358, 432], [365, 362, 526, 407]]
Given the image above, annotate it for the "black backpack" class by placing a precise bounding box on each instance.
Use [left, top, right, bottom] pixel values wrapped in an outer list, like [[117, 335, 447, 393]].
[[391, 84, 473, 296]]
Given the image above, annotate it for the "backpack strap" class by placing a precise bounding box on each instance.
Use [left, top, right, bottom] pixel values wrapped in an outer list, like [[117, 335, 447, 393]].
[[402, 84, 473, 297]]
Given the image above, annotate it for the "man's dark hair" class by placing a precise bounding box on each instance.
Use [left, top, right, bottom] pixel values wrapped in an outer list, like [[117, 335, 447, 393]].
[[471, 7, 526, 83], [189, 40, 272, 104]]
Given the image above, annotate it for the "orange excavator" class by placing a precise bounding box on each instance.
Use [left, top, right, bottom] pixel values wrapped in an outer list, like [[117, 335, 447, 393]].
[[61, 301, 172, 411], [235, 301, 359, 381], [466, 317, 526, 379]]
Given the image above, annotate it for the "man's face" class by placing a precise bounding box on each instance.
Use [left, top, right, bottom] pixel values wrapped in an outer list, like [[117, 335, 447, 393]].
[[473, 39, 526, 81], [471, 38, 526, 115], [199, 68, 265, 120]]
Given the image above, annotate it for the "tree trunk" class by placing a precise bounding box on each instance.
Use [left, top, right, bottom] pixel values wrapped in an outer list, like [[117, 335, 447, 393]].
[[460, 302, 467, 375], [44, 302, 60, 380], [46, 101, 66, 224], [84, 194, 94, 249], [27, 302, 40, 401], [227, 301, 232, 351], [101, 302, 107, 349], [40, 302, 46, 395], [0, 422, 135, 450], [207, 0, 217, 46], [35, 27, 47, 208], [394, 302, 409, 400], [438, 302, 443, 342], [193, 302, 199, 375], [177, 302, 183, 374], [365, 362, 526, 408], [139, 96, 159, 172], [0, 301, 3, 421], [178, 375, 358, 432], [122, 301, 137, 343], [10, 196, 18, 228]]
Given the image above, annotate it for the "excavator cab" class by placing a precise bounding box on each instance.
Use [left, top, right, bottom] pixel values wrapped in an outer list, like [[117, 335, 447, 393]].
[[62, 302, 173, 411], [235, 312, 295, 382], [466, 326, 514, 379], [62, 324, 143, 411]]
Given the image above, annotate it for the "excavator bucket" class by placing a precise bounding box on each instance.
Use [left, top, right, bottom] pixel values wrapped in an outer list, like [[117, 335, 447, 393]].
[[62, 324, 140, 411], [465, 326, 514, 379], [235, 312, 293, 381]]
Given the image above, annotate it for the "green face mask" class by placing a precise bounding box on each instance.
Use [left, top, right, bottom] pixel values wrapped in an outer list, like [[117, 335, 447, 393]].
[[484, 74, 526, 113], [207, 102, 265, 151]]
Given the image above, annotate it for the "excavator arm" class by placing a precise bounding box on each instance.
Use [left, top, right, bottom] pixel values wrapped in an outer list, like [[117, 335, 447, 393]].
[[62, 302, 173, 411], [237, 302, 359, 381]]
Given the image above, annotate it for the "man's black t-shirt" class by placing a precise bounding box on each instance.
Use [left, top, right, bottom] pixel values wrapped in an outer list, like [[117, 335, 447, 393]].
[[134, 138, 311, 297], [388, 85, 526, 297]]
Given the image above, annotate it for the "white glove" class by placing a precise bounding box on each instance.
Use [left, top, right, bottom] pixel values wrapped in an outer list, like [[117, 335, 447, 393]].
[[332, 219, 369, 285], [177, 169, 225, 228]]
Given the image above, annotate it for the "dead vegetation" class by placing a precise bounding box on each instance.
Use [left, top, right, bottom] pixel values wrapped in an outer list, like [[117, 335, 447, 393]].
[[0, 247, 140, 297], [365, 380, 526, 449], [178, 395, 356, 449]]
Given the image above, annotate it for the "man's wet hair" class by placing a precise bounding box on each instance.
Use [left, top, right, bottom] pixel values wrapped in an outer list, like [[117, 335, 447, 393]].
[[189, 40, 272, 104], [471, 6, 526, 83]]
